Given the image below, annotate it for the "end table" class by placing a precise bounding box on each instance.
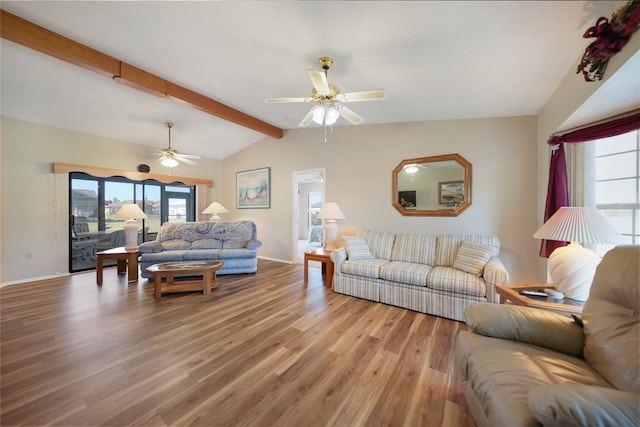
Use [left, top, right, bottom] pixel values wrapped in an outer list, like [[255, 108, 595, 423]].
[[304, 248, 333, 288], [96, 247, 139, 285], [495, 283, 584, 316]]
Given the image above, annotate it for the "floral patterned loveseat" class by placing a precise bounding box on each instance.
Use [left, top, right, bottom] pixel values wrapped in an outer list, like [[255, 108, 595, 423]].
[[139, 221, 262, 278]]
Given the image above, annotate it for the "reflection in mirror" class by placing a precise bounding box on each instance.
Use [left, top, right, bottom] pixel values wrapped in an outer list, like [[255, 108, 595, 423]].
[[392, 153, 472, 217]]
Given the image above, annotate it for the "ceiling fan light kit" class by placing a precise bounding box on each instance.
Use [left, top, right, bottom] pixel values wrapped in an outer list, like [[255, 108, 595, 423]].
[[157, 122, 201, 168], [264, 56, 386, 141]]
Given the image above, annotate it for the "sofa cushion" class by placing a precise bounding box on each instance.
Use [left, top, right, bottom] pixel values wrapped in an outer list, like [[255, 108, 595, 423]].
[[141, 250, 187, 263], [217, 248, 257, 259], [453, 240, 497, 276], [357, 230, 395, 260], [435, 235, 500, 267], [379, 261, 430, 287], [390, 234, 437, 265], [191, 238, 223, 249], [161, 239, 191, 251], [182, 249, 220, 260], [427, 266, 486, 297], [341, 259, 389, 279], [343, 236, 374, 260]]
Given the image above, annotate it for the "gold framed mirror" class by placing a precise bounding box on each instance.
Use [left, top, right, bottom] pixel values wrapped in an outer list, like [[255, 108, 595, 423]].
[[392, 153, 472, 217]]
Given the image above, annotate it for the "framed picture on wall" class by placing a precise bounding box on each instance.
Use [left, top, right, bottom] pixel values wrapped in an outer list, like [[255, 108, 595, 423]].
[[237, 167, 270, 208], [439, 181, 464, 205]]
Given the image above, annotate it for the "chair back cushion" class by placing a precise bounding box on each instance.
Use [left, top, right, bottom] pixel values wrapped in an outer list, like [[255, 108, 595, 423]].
[[582, 245, 640, 393]]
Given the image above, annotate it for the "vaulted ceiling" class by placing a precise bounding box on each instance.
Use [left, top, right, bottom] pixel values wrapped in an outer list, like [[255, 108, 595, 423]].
[[1, 1, 637, 161]]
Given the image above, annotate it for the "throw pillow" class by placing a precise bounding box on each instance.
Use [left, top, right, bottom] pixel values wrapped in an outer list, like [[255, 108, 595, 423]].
[[343, 236, 374, 260], [452, 240, 496, 276]]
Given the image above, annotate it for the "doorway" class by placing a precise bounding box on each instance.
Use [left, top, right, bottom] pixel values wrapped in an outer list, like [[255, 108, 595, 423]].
[[292, 168, 325, 264]]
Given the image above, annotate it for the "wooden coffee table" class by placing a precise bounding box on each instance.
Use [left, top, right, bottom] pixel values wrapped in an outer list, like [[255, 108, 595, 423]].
[[146, 260, 224, 298], [96, 246, 138, 285], [495, 283, 585, 316]]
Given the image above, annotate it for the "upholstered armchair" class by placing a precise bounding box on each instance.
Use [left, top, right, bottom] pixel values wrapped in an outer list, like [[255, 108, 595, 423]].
[[455, 245, 639, 427]]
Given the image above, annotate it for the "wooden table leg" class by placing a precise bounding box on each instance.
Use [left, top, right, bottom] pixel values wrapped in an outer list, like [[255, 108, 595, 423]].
[[117, 259, 126, 275], [304, 254, 309, 284], [154, 274, 162, 299], [96, 256, 104, 285], [127, 253, 138, 282], [326, 261, 334, 289], [203, 270, 211, 295]]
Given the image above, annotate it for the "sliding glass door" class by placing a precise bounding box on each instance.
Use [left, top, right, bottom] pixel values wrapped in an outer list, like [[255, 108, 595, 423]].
[[69, 173, 194, 272]]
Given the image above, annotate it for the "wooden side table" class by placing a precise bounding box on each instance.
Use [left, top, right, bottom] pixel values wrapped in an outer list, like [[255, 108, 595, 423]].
[[304, 248, 333, 288], [495, 283, 584, 316], [96, 247, 139, 285]]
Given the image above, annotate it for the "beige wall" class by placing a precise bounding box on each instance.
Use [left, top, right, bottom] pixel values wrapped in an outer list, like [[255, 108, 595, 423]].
[[221, 116, 540, 282], [0, 117, 222, 283]]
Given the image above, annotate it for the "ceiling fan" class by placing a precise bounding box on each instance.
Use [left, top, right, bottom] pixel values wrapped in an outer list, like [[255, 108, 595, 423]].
[[156, 122, 201, 168], [264, 57, 386, 128]]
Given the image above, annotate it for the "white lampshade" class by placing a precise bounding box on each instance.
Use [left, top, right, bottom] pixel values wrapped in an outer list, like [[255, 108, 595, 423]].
[[114, 203, 148, 250], [202, 202, 229, 222], [319, 202, 346, 251], [319, 202, 346, 220], [533, 207, 622, 300], [312, 105, 325, 125], [114, 203, 148, 220]]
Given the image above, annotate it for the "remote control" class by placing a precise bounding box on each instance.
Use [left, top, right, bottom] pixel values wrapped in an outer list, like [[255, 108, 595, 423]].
[[521, 290, 547, 297], [544, 289, 564, 299]]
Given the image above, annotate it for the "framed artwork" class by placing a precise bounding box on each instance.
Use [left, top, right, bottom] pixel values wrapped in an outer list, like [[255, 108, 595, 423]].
[[439, 181, 465, 205], [237, 167, 270, 209], [398, 191, 416, 209]]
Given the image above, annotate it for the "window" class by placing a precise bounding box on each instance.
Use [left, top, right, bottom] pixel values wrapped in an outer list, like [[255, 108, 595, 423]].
[[587, 129, 639, 255]]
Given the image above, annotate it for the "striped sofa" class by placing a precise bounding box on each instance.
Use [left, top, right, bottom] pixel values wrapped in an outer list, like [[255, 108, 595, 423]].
[[330, 230, 509, 321]]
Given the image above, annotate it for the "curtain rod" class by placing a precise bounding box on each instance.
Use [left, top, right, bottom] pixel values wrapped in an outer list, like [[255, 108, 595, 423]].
[[552, 108, 640, 136]]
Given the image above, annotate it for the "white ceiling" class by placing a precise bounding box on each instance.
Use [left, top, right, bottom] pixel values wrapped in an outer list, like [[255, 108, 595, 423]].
[[1, 1, 636, 161]]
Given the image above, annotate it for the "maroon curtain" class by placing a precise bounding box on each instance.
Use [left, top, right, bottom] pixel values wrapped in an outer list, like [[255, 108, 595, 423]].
[[540, 112, 640, 257]]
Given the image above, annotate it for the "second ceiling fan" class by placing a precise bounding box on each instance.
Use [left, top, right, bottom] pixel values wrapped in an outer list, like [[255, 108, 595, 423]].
[[264, 57, 386, 127]]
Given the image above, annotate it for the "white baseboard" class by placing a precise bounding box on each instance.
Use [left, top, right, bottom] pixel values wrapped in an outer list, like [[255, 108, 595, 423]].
[[1, 272, 72, 287], [257, 256, 293, 265]]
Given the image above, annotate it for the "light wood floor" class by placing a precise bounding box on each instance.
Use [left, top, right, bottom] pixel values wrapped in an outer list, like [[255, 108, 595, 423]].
[[1, 259, 476, 427]]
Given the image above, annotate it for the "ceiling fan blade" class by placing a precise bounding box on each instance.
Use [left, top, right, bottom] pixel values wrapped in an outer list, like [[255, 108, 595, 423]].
[[175, 153, 201, 159], [298, 107, 315, 127], [177, 157, 197, 165], [264, 97, 312, 103], [339, 106, 365, 125], [337, 89, 387, 103], [307, 69, 330, 94]]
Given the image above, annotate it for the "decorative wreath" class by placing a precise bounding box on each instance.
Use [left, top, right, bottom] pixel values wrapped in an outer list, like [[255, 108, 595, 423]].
[[577, 0, 640, 82]]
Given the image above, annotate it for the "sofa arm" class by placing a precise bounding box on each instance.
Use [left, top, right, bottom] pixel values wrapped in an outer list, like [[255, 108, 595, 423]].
[[528, 384, 639, 427], [246, 239, 262, 250], [465, 303, 584, 357], [138, 241, 163, 253], [483, 256, 509, 303], [330, 248, 347, 275]]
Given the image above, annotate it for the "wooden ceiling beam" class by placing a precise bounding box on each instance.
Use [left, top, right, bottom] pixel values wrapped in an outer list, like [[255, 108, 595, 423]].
[[1, 9, 283, 139]]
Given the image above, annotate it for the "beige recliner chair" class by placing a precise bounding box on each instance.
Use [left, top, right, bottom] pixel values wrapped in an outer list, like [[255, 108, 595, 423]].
[[455, 245, 639, 427]]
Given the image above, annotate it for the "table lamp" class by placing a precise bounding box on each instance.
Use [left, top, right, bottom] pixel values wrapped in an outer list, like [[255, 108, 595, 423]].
[[319, 202, 345, 251], [202, 202, 229, 222], [114, 203, 148, 250], [533, 207, 622, 300]]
